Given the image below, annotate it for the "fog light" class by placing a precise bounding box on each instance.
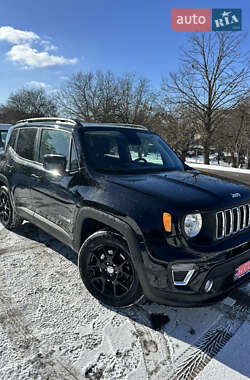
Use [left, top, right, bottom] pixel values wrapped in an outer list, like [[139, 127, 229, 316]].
[[204, 279, 213, 293]]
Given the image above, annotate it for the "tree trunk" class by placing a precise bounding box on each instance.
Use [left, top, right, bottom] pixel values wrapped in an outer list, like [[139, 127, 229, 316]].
[[231, 152, 237, 168], [203, 140, 210, 165], [247, 158, 250, 170], [180, 150, 187, 162], [203, 119, 212, 165]]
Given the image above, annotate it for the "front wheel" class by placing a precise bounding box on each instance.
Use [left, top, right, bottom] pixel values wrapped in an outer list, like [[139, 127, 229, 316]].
[[78, 231, 143, 307], [0, 186, 23, 229]]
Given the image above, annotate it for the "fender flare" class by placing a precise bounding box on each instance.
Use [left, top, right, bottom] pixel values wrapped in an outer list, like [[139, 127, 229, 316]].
[[73, 207, 152, 292], [74, 207, 142, 261]]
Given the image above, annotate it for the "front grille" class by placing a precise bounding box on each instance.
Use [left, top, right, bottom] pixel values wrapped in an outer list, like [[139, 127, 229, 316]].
[[216, 204, 250, 239]]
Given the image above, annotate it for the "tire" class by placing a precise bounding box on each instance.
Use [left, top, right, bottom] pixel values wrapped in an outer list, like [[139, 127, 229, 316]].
[[0, 186, 23, 229], [78, 230, 143, 307]]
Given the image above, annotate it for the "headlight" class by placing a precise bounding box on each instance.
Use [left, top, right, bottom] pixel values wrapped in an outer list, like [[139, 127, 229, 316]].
[[184, 213, 202, 238]]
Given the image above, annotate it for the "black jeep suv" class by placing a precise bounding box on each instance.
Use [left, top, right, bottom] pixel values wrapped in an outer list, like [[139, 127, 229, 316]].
[[1, 117, 250, 307]]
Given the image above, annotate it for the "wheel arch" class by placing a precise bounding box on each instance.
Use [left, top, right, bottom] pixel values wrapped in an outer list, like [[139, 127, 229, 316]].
[[74, 207, 141, 256], [73, 207, 149, 285]]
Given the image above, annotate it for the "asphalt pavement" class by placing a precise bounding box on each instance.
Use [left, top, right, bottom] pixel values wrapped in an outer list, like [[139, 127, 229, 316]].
[[193, 167, 250, 186]]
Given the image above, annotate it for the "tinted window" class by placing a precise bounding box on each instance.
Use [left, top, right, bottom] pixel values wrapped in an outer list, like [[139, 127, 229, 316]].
[[39, 129, 71, 164], [70, 142, 79, 170], [16, 128, 37, 160], [0, 131, 8, 148]]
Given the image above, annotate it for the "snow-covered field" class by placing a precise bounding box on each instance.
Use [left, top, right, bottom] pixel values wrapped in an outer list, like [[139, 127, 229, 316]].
[[186, 154, 232, 167], [1, 219, 250, 380]]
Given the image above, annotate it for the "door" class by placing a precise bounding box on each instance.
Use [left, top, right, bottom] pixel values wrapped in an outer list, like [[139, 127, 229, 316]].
[[30, 128, 80, 241], [7, 127, 38, 218]]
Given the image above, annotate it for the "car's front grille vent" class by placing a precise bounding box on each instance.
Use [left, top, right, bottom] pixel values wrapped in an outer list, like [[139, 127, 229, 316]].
[[173, 271, 187, 282], [216, 204, 250, 239]]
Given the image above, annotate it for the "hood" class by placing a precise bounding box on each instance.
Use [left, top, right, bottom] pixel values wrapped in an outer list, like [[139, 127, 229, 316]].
[[106, 170, 250, 213]]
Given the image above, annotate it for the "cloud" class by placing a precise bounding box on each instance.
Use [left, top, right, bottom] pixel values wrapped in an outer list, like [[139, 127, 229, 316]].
[[0, 26, 39, 44], [7, 44, 78, 68], [0, 26, 78, 68], [41, 40, 58, 52], [27, 81, 51, 88]]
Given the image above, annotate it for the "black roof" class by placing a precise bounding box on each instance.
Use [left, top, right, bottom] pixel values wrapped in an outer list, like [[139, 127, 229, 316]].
[[15, 117, 148, 131]]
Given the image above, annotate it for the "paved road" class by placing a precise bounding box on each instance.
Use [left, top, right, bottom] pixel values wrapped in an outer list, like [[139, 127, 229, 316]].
[[195, 167, 250, 186]]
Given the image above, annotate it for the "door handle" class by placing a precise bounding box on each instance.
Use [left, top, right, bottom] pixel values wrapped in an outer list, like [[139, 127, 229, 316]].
[[31, 174, 40, 179]]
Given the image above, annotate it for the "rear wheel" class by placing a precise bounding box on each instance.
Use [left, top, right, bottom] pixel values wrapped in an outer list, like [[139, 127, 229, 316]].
[[78, 230, 143, 307], [0, 186, 22, 229]]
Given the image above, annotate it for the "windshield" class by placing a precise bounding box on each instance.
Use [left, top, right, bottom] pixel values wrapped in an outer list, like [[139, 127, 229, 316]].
[[79, 128, 184, 174]]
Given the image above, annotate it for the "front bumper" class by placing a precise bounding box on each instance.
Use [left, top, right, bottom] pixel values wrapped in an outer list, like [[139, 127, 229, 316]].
[[139, 243, 250, 307]]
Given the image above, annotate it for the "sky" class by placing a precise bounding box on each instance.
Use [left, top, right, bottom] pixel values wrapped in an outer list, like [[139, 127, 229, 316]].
[[0, 0, 249, 104]]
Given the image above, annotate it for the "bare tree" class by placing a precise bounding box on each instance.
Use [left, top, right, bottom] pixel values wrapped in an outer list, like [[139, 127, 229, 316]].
[[116, 73, 156, 125], [162, 32, 250, 164], [0, 87, 57, 124], [57, 70, 156, 125], [213, 99, 250, 167], [150, 107, 197, 161]]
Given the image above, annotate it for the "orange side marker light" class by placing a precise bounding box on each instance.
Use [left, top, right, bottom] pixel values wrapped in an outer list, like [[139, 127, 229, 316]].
[[163, 212, 172, 232]]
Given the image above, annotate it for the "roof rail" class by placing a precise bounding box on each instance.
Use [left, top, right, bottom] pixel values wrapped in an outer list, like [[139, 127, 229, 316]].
[[101, 123, 148, 130], [15, 118, 148, 130], [16, 117, 81, 126]]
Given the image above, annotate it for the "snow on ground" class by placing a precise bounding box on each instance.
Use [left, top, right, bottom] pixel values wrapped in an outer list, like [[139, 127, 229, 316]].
[[186, 155, 232, 167], [1, 221, 250, 380]]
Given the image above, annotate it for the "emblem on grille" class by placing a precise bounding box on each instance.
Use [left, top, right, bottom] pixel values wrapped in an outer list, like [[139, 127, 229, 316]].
[[231, 193, 241, 198]]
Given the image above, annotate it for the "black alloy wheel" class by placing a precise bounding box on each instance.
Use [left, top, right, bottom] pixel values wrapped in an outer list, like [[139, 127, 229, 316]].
[[0, 186, 23, 229], [78, 231, 143, 307], [88, 244, 134, 298], [0, 188, 11, 226]]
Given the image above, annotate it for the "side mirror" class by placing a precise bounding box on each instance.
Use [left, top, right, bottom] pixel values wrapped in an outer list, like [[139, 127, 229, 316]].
[[43, 154, 66, 173]]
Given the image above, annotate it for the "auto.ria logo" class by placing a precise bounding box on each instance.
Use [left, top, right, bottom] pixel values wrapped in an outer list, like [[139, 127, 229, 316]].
[[171, 8, 242, 31], [212, 9, 241, 31]]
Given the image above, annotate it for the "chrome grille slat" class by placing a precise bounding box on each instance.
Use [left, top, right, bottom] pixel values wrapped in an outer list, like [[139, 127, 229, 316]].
[[237, 207, 240, 231], [247, 204, 250, 227], [216, 203, 250, 240], [241, 205, 246, 230]]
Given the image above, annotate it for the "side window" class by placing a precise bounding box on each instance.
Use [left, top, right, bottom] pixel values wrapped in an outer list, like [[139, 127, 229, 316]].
[[0, 131, 7, 148], [39, 129, 71, 165], [8, 129, 18, 150], [16, 128, 37, 160], [70, 142, 79, 170]]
